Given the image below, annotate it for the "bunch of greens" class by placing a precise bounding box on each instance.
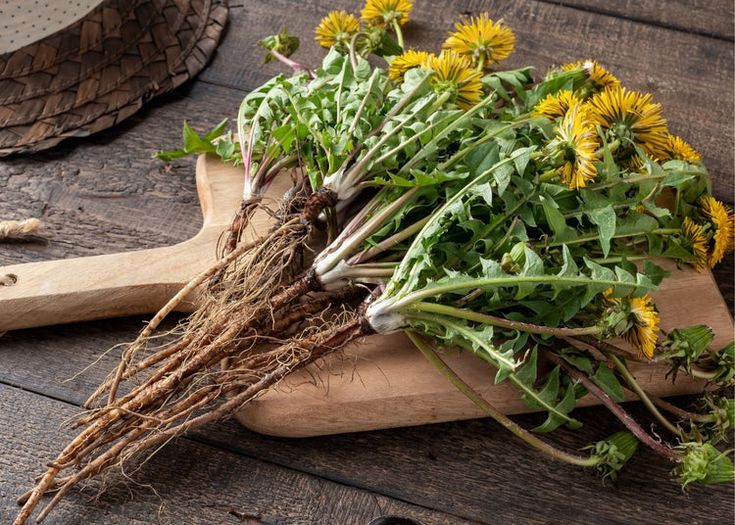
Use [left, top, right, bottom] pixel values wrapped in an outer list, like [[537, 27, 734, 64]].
[[15, 2, 735, 524]]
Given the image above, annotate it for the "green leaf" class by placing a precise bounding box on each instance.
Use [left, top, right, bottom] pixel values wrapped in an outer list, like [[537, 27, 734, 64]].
[[541, 196, 574, 241], [203, 118, 229, 142], [215, 139, 235, 160], [376, 33, 404, 57], [561, 351, 594, 375], [512, 348, 582, 431], [642, 260, 670, 286], [533, 384, 578, 433], [586, 205, 617, 258], [592, 364, 625, 402]]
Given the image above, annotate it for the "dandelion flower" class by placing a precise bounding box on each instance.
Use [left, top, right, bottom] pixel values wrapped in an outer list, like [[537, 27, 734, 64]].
[[314, 11, 360, 49], [442, 14, 516, 69], [700, 196, 735, 267], [587, 86, 669, 160], [682, 217, 709, 271], [561, 59, 620, 91], [361, 0, 413, 26], [533, 90, 583, 119], [665, 134, 701, 163], [427, 51, 483, 110], [388, 49, 434, 82], [551, 102, 599, 189], [622, 295, 660, 359]]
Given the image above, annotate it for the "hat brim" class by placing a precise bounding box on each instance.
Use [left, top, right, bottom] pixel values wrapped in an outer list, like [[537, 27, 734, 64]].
[[0, 0, 228, 155]]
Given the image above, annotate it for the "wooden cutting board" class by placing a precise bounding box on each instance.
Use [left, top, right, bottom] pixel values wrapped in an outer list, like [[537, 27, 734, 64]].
[[236, 270, 733, 436], [1, 155, 731, 437], [232, 171, 735, 437]]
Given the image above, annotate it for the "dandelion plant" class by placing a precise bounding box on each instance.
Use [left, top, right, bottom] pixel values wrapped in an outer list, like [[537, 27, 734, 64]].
[[14, 2, 735, 524]]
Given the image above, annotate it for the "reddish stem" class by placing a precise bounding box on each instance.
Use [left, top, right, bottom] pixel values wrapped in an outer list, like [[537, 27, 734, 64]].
[[547, 352, 681, 463], [270, 49, 315, 78]]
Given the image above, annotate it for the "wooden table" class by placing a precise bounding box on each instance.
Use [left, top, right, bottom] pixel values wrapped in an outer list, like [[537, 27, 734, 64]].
[[1, 1, 733, 523]]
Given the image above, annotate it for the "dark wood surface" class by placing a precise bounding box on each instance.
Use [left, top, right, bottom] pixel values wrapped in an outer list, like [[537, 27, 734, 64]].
[[1, 1, 733, 524]]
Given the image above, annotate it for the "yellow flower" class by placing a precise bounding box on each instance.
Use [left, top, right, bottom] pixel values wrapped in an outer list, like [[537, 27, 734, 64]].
[[682, 217, 709, 271], [700, 196, 735, 267], [587, 86, 669, 160], [551, 102, 599, 189], [533, 90, 582, 119], [622, 295, 660, 359], [426, 51, 483, 110], [314, 11, 360, 49], [561, 59, 620, 91], [442, 14, 516, 69], [361, 0, 413, 26], [665, 134, 701, 163], [388, 49, 434, 82]]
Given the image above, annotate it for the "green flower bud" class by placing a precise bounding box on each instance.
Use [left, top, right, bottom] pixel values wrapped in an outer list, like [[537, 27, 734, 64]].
[[500, 242, 526, 273], [663, 325, 714, 361], [258, 28, 300, 64], [710, 342, 735, 384], [660, 325, 714, 380], [597, 301, 631, 340], [676, 442, 735, 488], [584, 431, 639, 480], [706, 396, 735, 445], [358, 24, 387, 56]]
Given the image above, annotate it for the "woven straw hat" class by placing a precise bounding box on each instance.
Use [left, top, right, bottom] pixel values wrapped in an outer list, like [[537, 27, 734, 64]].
[[0, 0, 228, 155]]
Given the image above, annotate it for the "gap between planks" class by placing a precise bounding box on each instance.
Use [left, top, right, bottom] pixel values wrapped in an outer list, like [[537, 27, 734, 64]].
[[532, 0, 734, 42], [0, 378, 488, 525]]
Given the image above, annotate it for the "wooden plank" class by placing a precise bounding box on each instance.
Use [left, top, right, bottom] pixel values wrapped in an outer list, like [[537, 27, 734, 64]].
[[199, 412, 735, 525], [0, 384, 479, 525], [0, 83, 241, 266], [1, 154, 731, 434], [200, 0, 734, 198], [0, 319, 732, 524], [542, 0, 734, 40], [0, 2, 732, 521], [0, 70, 731, 524]]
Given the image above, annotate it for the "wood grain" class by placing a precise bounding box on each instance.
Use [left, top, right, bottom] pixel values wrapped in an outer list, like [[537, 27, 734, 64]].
[[0, 384, 476, 525], [0, 155, 245, 330], [0, 89, 731, 525], [235, 260, 733, 436], [0, 83, 241, 267], [0, 1, 733, 523], [545, 0, 735, 40], [2, 153, 730, 432], [200, 0, 734, 198], [1, 325, 732, 525]]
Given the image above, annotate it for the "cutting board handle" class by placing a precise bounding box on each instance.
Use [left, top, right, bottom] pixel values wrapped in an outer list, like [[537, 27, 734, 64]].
[[0, 155, 243, 331]]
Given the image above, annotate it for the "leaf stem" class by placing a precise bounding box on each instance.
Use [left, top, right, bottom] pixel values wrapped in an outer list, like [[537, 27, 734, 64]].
[[351, 215, 430, 264], [544, 227, 681, 248], [391, 272, 655, 311], [392, 20, 405, 49], [548, 352, 681, 462], [336, 91, 440, 196], [407, 331, 600, 468], [347, 69, 381, 136], [587, 172, 668, 191], [269, 49, 315, 78], [647, 395, 714, 424], [316, 187, 420, 279], [402, 312, 582, 427], [608, 354, 683, 437], [411, 302, 601, 336], [369, 105, 458, 167], [398, 94, 498, 174]]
